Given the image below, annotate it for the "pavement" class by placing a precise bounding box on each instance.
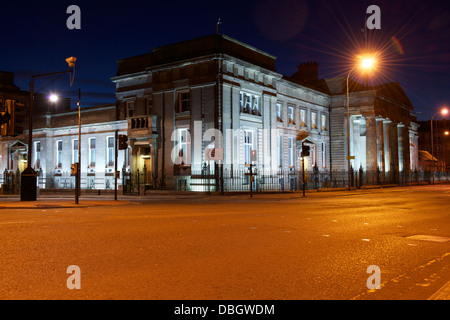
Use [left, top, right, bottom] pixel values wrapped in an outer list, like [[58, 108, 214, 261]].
[[0, 198, 131, 209], [0, 181, 449, 208]]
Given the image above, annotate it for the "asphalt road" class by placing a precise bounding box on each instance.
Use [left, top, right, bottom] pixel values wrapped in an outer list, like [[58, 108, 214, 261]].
[[0, 185, 449, 300]]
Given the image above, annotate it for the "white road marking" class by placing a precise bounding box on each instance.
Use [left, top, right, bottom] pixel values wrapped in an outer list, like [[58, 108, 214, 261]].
[[406, 235, 450, 243], [428, 279, 450, 300]]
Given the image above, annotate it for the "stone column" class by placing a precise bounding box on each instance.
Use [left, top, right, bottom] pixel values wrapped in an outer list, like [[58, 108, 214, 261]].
[[365, 114, 377, 184], [397, 124, 410, 184], [383, 120, 391, 181], [391, 122, 399, 184], [398, 124, 410, 179], [352, 117, 361, 169], [376, 118, 385, 183], [412, 131, 419, 171]]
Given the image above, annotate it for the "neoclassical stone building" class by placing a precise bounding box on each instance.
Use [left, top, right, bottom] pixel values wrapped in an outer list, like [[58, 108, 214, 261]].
[[112, 34, 331, 191], [0, 33, 419, 192], [325, 78, 419, 183]]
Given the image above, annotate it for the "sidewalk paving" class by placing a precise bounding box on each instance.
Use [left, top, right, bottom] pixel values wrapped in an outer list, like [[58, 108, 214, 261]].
[[0, 181, 449, 208], [0, 198, 131, 209]]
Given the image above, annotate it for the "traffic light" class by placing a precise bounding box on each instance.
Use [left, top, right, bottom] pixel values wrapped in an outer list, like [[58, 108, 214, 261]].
[[302, 145, 310, 157], [118, 134, 128, 150], [0, 110, 10, 125], [250, 149, 257, 162], [0, 99, 26, 136], [0, 100, 12, 136], [71, 163, 79, 176]]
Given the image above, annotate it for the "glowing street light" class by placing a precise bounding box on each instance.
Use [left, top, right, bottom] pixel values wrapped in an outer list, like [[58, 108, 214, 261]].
[[346, 54, 377, 190], [21, 58, 75, 202], [49, 94, 59, 103], [360, 56, 376, 70]]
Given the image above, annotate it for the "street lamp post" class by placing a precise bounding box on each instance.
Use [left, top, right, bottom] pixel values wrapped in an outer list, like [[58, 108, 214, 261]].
[[21, 67, 74, 201], [51, 89, 81, 204], [346, 56, 376, 191], [431, 108, 449, 184], [346, 67, 356, 191], [76, 89, 81, 204]]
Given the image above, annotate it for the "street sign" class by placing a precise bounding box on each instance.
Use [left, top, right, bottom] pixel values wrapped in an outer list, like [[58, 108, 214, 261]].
[[205, 148, 223, 161], [346, 156, 355, 160]]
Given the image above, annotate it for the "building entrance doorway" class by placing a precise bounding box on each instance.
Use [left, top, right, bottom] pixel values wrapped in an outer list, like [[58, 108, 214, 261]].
[[136, 145, 153, 189]]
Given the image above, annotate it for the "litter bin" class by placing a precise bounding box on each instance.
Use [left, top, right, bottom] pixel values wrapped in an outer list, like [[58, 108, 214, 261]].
[[20, 167, 37, 201]]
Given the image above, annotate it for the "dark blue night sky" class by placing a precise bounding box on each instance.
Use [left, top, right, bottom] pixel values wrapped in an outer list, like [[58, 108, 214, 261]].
[[1, 0, 449, 120]]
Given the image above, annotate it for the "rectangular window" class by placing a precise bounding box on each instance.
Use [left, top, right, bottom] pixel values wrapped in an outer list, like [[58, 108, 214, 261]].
[[288, 137, 294, 167], [178, 128, 190, 165], [321, 142, 326, 168], [300, 109, 307, 127], [178, 91, 190, 113], [34, 141, 41, 169], [321, 114, 327, 131], [253, 96, 260, 115], [89, 138, 96, 168], [240, 92, 261, 116], [56, 140, 62, 169], [240, 92, 244, 113], [311, 112, 317, 129], [288, 106, 295, 125], [107, 136, 114, 167], [126, 101, 135, 118], [276, 103, 282, 122], [244, 130, 253, 164], [73, 139, 79, 164], [244, 95, 252, 113], [311, 146, 316, 167]]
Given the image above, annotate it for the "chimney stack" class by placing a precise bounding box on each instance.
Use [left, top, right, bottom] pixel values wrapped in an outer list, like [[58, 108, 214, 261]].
[[294, 61, 319, 82]]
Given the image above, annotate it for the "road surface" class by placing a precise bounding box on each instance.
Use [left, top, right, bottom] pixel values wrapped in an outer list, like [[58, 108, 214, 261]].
[[0, 185, 449, 300]]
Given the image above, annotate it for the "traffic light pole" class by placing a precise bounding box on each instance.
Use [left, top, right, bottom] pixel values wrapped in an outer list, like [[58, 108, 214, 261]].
[[75, 89, 81, 204], [27, 80, 34, 170], [249, 163, 253, 198], [302, 142, 306, 198], [114, 130, 118, 201]]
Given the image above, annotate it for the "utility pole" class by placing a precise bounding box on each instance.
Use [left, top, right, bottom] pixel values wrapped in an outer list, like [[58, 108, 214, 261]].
[[302, 151, 306, 198], [249, 163, 253, 198], [114, 130, 118, 200], [75, 88, 81, 204]]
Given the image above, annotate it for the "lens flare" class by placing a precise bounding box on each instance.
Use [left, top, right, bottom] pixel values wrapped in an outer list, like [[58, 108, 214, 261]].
[[390, 36, 405, 55]]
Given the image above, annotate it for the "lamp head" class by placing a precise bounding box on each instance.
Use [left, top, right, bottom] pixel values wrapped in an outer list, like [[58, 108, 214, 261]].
[[66, 56, 76, 68], [359, 56, 376, 71], [49, 94, 59, 103]]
